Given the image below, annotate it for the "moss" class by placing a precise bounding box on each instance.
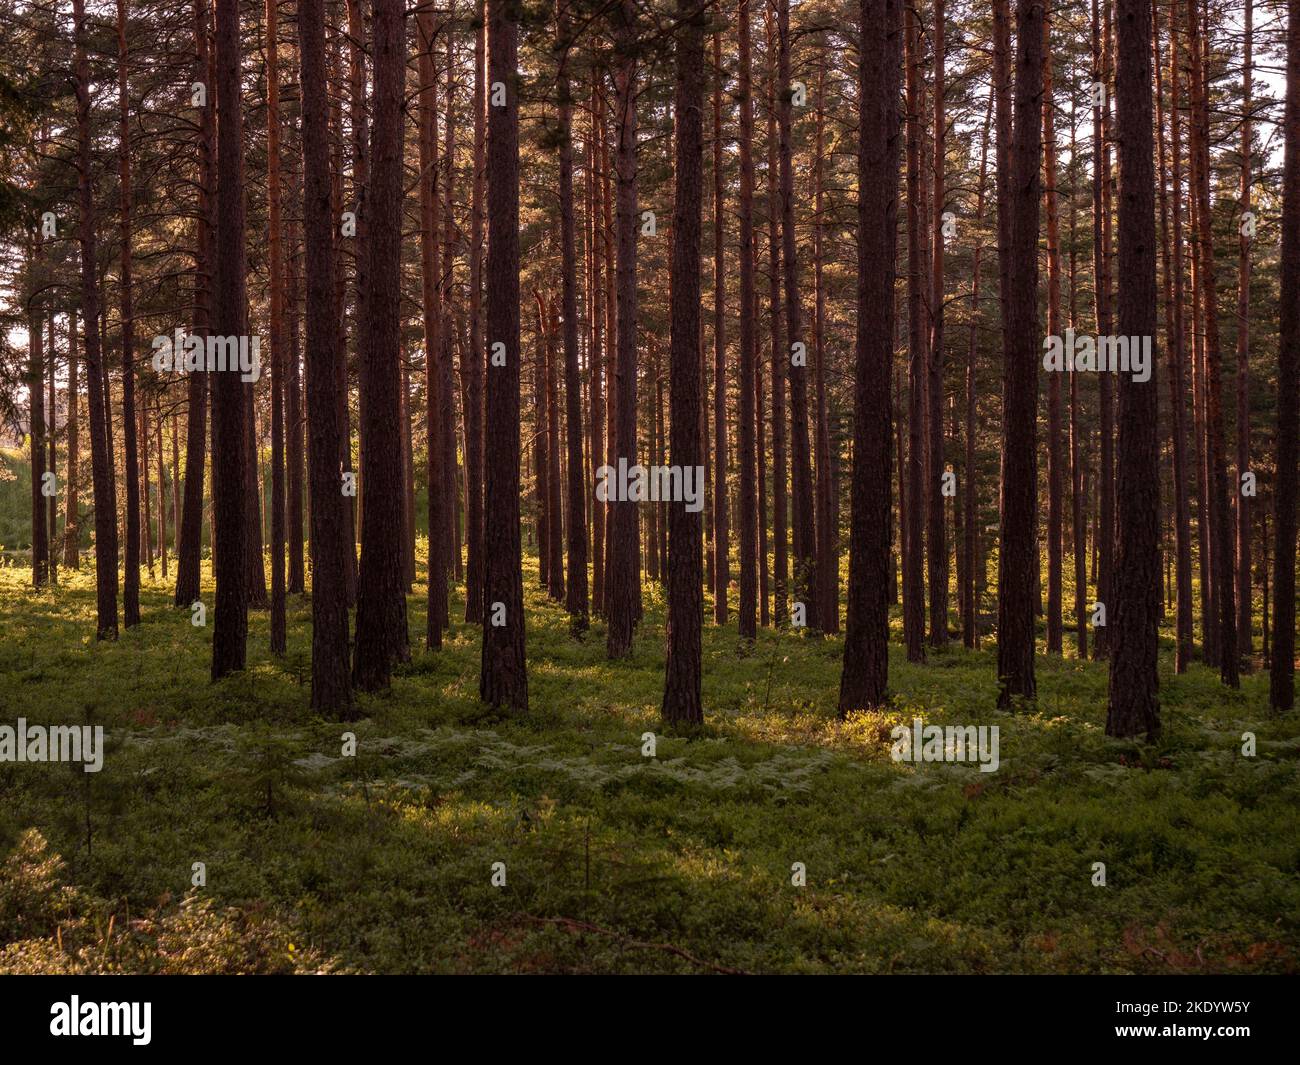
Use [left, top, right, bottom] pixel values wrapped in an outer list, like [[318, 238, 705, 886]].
[[0, 557, 1296, 973]]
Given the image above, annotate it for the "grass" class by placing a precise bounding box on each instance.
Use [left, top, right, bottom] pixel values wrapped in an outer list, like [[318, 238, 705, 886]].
[[0, 552, 1296, 974]]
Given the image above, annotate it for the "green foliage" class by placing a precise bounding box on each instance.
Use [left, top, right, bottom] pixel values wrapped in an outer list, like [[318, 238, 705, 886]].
[[0, 560, 1296, 973]]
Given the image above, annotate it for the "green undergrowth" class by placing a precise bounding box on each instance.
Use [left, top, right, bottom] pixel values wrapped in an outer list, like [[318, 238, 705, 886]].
[[0, 557, 1296, 973]]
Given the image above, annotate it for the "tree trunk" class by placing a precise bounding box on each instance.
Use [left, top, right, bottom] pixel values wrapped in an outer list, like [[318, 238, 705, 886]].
[[352, 0, 410, 689], [737, 0, 759, 640], [903, 5, 926, 662], [606, 0, 641, 659], [1042, 10, 1063, 655], [117, 0, 141, 628], [589, 73, 607, 618], [663, 0, 705, 726], [1235, 0, 1254, 661], [840, 0, 901, 713], [419, 11, 448, 649], [964, 93, 992, 650], [1107, 0, 1161, 740], [1092, 0, 1116, 661], [778, 0, 815, 631], [464, 0, 487, 623], [1189, 0, 1239, 686], [210, 0, 249, 677], [266, 0, 287, 654], [765, 7, 787, 629], [813, 55, 836, 633], [712, 30, 730, 627], [480, 0, 528, 710], [1164, 0, 1194, 670], [542, 293, 565, 601], [996, 0, 1044, 708], [927, 0, 948, 648], [557, 1, 588, 630], [28, 267, 47, 589], [63, 310, 81, 570], [1271, 0, 1299, 711], [287, 210, 305, 596], [74, 0, 118, 640], [300, 0, 354, 716], [174, 0, 212, 608], [1067, 98, 1089, 658]]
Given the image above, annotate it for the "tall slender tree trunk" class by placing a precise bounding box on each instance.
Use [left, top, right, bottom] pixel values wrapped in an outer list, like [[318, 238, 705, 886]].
[[353, 0, 410, 689], [840, 0, 901, 713], [442, 35, 460, 592], [997, 0, 1044, 708], [1092, 0, 1116, 661], [765, 6, 786, 629], [419, 11, 448, 649], [557, 1, 588, 630], [300, 0, 354, 717], [75, 0, 117, 640], [1042, 10, 1063, 655], [1189, 0, 1239, 686], [210, 0, 249, 677], [903, 6, 926, 662], [463, 0, 487, 622], [964, 93, 992, 650], [813, 55, 836, 633], [1107, 0, 1161, 740], [480, 0, 528, 709], [607, 0, 641, 659], [1271, 0, 1300, 712], [541, 293, 565, 600], [737, 0, 759, 640], [712, 30, 730, 627], [117, 0, 141, 628], [927, 0, 948, 648], [1190, 153, 1215, 662], [266, 0, 287, 654], [777, 0, 815, 631], [1068, 99, 1089, 658], [156, 395, 168, 578], [28, 260, 47, 589], [64, 310, 81, 570], [663, 0, 705, 726], [589, 73, 607, 618], [533, 311, 549, 588], [1164, 0, 1194, 669], [1235, 0, 1254, 661], [175, 0, 212, 608], [287, 211, 305, 596]]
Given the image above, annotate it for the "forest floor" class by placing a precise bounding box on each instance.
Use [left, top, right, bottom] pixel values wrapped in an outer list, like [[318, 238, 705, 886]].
[[0, 555, 1297, 974]]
